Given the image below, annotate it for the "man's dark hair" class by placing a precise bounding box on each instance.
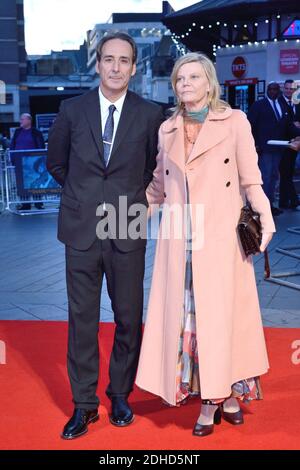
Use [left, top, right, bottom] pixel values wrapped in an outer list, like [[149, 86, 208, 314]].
[[267, 81, 280, 89], [284, 79, 294, 85], [96, 32, 138, 64]]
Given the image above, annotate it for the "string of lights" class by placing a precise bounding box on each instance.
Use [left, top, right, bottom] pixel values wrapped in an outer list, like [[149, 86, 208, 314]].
[[169, 15, 300, 56]]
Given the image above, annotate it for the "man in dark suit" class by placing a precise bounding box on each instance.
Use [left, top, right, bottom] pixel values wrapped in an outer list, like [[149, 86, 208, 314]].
[[278, 80, 300, 210], [47, 32, 164, 439], [247, 82, 291, 215]]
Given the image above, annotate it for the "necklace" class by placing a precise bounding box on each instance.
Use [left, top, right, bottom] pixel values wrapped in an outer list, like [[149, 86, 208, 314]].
[[184, 125, 196, 145]]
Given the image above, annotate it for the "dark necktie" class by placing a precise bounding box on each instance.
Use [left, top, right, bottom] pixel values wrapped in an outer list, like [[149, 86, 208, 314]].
[[272, 101, 280, 121], [102, 104, 116, 166], [288, 100, 295, 117]]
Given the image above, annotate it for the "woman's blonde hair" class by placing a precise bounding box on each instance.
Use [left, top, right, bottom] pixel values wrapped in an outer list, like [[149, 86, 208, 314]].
[[170, 52, 230, 117]]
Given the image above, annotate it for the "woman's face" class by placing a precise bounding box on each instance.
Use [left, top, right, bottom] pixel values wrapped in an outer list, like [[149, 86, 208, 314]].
[[175, 62, 210, 109]]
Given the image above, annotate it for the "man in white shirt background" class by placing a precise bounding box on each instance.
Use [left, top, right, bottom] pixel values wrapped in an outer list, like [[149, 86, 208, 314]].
[[278, 79, 300, 210], [248, 82, 293, 215]]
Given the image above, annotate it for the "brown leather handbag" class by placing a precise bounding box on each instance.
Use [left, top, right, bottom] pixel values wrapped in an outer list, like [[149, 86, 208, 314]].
[[238, 205, 270, 278]]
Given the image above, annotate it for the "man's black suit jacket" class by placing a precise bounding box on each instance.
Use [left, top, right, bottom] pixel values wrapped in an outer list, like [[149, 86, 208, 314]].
[[247, 97, 291, 154], [47, 87, 164, 251], [278, 95, 300, 122]]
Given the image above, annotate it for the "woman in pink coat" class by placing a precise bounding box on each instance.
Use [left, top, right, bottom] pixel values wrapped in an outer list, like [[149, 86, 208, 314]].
[[136, 53, 276, 437]]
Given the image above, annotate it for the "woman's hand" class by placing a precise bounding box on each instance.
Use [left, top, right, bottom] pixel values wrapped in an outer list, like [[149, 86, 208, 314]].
[[260, 232, 273, 252]]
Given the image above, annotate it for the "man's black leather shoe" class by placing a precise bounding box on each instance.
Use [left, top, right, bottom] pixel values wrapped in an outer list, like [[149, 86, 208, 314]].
[[61, 408, 99, 440], [109, 397, 134, 427]]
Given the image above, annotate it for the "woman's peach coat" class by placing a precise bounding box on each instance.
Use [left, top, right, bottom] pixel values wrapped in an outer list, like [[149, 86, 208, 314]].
[[135, 107, 276, 405]]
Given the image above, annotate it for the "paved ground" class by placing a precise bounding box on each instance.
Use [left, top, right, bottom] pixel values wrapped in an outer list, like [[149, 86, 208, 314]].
[[0, 207, 299, 327]]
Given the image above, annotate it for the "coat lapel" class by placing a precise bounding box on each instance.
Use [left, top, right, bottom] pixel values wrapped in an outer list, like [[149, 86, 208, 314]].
[[186, 107, 232, 164], [83, 87, 105, 166], [162, 115, 185, 172], [164, 108, 232, 169], [107, 91, 137, 168]]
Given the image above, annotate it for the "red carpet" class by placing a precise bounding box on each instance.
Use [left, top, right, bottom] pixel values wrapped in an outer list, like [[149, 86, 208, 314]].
[[0, 321, 299, 450]]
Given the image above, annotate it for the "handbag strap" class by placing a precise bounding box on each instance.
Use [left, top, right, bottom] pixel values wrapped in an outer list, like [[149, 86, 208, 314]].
[[264, 249, 270, 279]]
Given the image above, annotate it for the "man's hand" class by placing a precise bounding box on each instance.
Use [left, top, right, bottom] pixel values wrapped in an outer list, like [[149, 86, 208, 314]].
[[288, 136, 300, 151]]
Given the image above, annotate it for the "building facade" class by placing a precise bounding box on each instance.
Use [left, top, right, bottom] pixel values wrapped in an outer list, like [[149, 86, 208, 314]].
[[163, 0, 300, 112], [0, 0, 26, 124], [86, 9, 179, 104]]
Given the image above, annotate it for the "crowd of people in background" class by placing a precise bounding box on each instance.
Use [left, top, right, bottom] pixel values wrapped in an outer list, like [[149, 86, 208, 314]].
[[248, 79, 300, 215]]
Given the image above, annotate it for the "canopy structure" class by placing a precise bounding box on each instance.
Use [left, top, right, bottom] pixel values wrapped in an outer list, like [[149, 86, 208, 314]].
[[163, 0, 300, 57]]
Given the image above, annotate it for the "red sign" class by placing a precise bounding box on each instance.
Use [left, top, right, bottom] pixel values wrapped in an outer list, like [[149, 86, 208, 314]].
[[232, 56, 247, 78], [280, 49, 300, 74], [225, 78, 258, 86]]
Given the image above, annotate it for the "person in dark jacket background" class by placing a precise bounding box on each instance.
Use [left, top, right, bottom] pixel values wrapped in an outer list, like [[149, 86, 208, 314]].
[[10, 113, 45, 210], [10, 113, 45, 151], [278, 80, 300, 210], [247, 82, 297, 216]]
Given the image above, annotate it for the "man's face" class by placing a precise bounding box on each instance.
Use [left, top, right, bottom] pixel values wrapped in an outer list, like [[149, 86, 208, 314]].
[[283, 82, 297, 100], [267, 84, 280, 100], [96, 39, 136, 98], [20, 115, 32, 129]]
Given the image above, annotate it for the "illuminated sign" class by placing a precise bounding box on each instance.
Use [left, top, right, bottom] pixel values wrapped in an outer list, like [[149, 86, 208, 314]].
[[280, 49, 300, 74], [231, 56, 247, 78], [283, 20, 300, 37]]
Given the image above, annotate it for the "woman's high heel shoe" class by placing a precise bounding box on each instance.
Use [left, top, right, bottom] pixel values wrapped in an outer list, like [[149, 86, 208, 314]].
[[221, 404, 244, 425], [192, 401, 222, 437]]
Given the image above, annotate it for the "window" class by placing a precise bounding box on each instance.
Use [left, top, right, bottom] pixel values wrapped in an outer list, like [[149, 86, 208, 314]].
[[5, 93, 13, 104], [0, 113, 14, 123]]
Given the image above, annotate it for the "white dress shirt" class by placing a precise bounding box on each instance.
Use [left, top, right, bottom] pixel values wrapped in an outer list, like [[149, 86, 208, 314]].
[[98, 87, 127, 211], [98, 86, 126, 165], [267, 97, 282, 119], [282, 95, 296, 115]]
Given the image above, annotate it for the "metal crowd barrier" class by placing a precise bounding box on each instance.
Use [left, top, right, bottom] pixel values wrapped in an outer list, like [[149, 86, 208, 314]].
[[266, 226, 300, 291], [5, 149, 61, 216]]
